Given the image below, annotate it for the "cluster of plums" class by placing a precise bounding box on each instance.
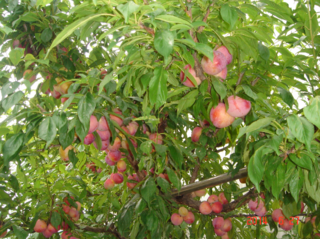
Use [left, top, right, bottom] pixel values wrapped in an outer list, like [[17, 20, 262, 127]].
[[248, 197, 267, 217], [33, 197, 81, 238], [212, 217, 232, 238], [171, 207, 195, 226], [199, 192, 228, 215]]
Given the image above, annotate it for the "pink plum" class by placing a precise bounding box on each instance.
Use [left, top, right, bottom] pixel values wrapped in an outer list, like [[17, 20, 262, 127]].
[[221, 219, 232, 232], [61, 231, 72, 239], [272, 209, 284, 222], [34, 219, 47, 233], [194, 189, 206, 197], [214, 228, 226, 236], [207, 195, 219, 204], [110, 109, 123, 126], [127, 121, 139, 135], [117, 160, 127, 172], [84, 133, 95, 145], [97, 130, 110, 141], [62, 204, 70, 214], [107, 137, 121, 151], [227, 96, 251, 118], [201, 51, 227, 75], [183, 211, 195, 224], [211, 201, 223, 213], [217, 46, 233, 65], [126, 175, 137, 189], [47, 223, 58, 234], [191, 127, 202, 142], [105, 156, 116, 166], [149, 133, 163, 144], [93, 140, 109, 150], [97, 116, 109, 131], [218, 192, 228, 205], [104, 178, 115, 189], [255, 206, 267, 216], [199, 201, 212, 215], [215, 67, 227, 80], [88, 115, 99, 134], [108, 150, 121, 162], [42, 228, 53, 238], [110, 173, 124, 184], [171, 213, 183, 226], [280, 218, 293, 231], [180, 64, 201, 87], [210, 103, 235, 128], [212, 217, 224, 229]]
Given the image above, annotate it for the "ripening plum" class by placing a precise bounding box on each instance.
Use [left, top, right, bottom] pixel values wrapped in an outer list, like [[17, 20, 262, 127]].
[[62, 204, 70, 214], [180, 64, 201, 87], [255, 206, 267, 216], [248, 199, 258, 211], [96, 130, 110, 141], [61, 97, 68, 103], [217, 46, 233, 65], [201, 51, 227, 75], [214, 228, 226, 236], [195, 189, 206, 197], [108, 150, 121, 162], [211, 201, 223, 213], [104, 178, 115, 189], [126, 175, 137, 189], [117, 160, 127, 172], [121, 126, 130, 135], [221, 234, 230, 239], [227, 96, 251, 118], [280, 218, 293, 231], [83, 133, 95, 145], [93, 140, 109, 150], [179, 207, 189, 217], [107, 137, 121, 151], [61, 231, 72, 239], [221, 219, 232, 232], [88, 115, 99, 134], [218, 192, 228, 205], [42, 228, 53, 238], [207, 195, 219, 204], [199, 202, 212, 215], [272, 209, 284, 222], [127, 121, 139, 135], [149, 133, 163, 144], [47, 223, 58, 234], [59, 145, 73, 161], [142, 124, 150, 134], [12, 39, 21, 48], [105, 156, 116, 166], [50, 89, 61, 99], [23, 69, 36, 82], [215, 67, 227, 80], [191, 127, 202, 142], [300, 201, 305, 213], [212, 217, 224, 229], [34, 219, 47, 233], [171, 213, 183, 226], [239, 177, 247, 184], [158, 173, 171, 183], [110, 108, 123, 126], [210, 103, 235, 128], [110, 173, 124, 184], [183, 211, 195, 224], [97, 116, 109, 131], [315, 233, 320, 238], [68, 207, 79, 218], [59, 81, 72, 95]]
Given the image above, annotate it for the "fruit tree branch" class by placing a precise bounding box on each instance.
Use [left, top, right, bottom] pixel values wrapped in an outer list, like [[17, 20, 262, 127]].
[[198, 1, 215, 33], [189, 160, 200, 184], [171, 168, 248, 197], [192, 52, 206, 81], [75, 224, 126, 239], [23, 23, 37, 55]]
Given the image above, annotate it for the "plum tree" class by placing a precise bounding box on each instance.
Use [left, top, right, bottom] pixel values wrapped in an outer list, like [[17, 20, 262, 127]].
[[0, 0, 319, 238]]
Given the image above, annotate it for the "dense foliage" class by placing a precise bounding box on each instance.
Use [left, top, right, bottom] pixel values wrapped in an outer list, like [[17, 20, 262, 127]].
[[0, 0, 320, 238]]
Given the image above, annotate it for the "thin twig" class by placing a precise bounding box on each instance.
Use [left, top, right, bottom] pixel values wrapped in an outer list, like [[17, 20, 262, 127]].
[[36, 104, 46, 113], [198, 2, 215, 33], [251, 77, 260, 86], [236, 71, 245, 86], [75, 224, 126, 239], [189, 160, 200, 184], [23, 23, 37, 55], [139, 22, 154, 36]]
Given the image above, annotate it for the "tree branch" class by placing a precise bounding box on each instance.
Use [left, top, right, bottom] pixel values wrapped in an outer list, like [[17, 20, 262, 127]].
[[139, 22, 154, 36], [236, 71, 245, 86], [198, 2, 215, 33], [192, 52, 206, 81], [251, 76, 260, 86], [75, 224, 126, 239], [189, 161, 200, 184], [23, 23, 37, 55]]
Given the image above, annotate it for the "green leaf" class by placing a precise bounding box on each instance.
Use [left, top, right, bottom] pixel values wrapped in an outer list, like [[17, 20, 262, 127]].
[[289, 154, 312, 171], [41, 28, 53, 43], [177, 89, 198, 115], [289, 169, 303, 202], [47, 13, 113, 56], [166, 167, 181, 191], [277, 87, 294, 108], [154, 30, 174, 58], [242, 84, 258, 100], [220, 5, 238, 29], [195, 43, 214, 62], [9, 175, 20, 191], [248, 147, 267, 192], [304, 170, 320, 204], [271, 163, 286, 199], [304, 96, 320, 129], [36, 0, 53, 6], [156, 177, 170, 193], [12, 225, 28, 239], [98, 72, 113, 94], [9, 48, 24, 65], [149, 66, 168, 110], [155, 15, 192, 27], [287, 115, 314, 151], [20, 12, 39, 22], [117, 1, 140, 23], [168, 145, 183, 169], [2, 91, 24, 112], [68, 150, 79, 167], [212, 79, 227, 100], [38, 117, 57, 148], [258, 42, 270, 61], [238, 117, 274, 138], [78, 93, 96, 132], [140, 141, 152, 155], [3, 133, 25, 165], [51, 212, 61, 229], [140, 177, 157, 204]]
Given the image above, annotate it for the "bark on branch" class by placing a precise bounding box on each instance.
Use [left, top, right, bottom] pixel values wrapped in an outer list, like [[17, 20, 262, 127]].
[[75, 224, 126, 239]]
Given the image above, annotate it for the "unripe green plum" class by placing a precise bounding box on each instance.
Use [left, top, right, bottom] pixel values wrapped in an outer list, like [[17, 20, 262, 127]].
[[191, 127, 202, 142], [180, 64, 201, 87], [171, 213, 183, 226], [183, 211, 195, 224], [199, 201, 212, 215], [201, 51, 227, 75], [227, 96, 251, 118], [210, 103, 235, 128]]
